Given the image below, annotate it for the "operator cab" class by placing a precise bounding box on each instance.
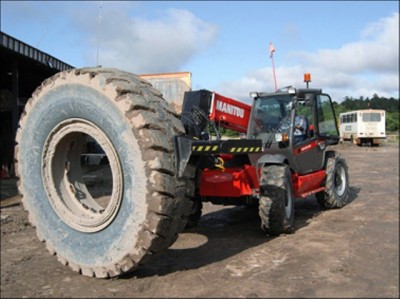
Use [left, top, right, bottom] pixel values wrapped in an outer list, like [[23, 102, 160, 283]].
[[248, 87, 340, 174], [248, 87, 339, 146]]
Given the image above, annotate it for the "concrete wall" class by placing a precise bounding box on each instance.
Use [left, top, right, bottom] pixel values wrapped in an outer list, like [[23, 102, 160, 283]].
[[140, 72, 191, 114]]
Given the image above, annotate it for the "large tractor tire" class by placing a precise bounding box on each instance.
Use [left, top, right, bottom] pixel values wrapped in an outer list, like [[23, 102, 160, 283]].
[[316, 151, 349, 209], [259, 165, 294, 236], [15, 68, 193, 278]]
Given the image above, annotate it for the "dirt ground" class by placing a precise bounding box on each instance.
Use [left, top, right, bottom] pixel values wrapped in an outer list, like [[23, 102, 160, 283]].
[[1, 142, 399, 298]]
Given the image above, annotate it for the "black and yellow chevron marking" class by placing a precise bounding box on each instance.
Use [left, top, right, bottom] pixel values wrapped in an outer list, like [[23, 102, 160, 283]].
[[192, 145, 219, 152], [228, 146, 262, 153], [189, 139, 263, 155], [192, 145, 262, 154]]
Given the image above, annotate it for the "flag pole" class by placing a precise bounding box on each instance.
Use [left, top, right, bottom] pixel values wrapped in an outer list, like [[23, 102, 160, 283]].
[[269, 42, 278, 91], [271, 55, 278, 92]]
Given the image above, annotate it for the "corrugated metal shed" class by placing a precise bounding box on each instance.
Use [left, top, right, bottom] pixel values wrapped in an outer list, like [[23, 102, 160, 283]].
[[0, 31, 75, 177], [1, 31, 73, 71]]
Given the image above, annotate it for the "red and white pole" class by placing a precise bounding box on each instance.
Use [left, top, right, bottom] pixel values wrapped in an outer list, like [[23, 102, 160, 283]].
[[269, 42, 278, 91]]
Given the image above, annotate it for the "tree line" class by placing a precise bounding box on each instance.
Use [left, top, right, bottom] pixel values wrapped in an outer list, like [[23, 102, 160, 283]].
[[333, 94, 399, 133]]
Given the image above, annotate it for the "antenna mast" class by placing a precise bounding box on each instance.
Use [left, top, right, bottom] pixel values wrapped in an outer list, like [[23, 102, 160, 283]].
[[36, 27, 48, 48], [96, 2, 103, 67]]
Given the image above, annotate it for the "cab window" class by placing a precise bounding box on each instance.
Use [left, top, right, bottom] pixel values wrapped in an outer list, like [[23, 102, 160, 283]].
[[316, 94, 339, 137]]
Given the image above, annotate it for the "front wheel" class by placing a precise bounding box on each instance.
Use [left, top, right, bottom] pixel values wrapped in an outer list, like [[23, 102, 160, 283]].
[[316, 151, 349, 209], [259, 165, 294, 236]]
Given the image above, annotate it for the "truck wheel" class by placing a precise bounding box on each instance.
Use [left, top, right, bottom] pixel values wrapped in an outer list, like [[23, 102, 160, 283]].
[[15, 68, 193, 278], [259, 165, 294, 236], [316, 151, 349, 209]]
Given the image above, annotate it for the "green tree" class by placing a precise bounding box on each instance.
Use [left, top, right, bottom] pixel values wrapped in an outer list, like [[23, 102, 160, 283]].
[[386, 112, 399, 133]]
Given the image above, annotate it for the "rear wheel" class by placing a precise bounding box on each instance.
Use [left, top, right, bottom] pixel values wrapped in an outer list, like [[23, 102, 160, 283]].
[[259, 165, 294, 236], [15, 68, 193, 278], [316, 151, 349, 209]]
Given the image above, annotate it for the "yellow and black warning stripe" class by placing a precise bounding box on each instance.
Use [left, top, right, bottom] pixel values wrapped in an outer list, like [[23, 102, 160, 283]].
[[227, 146, 262, 153], [220, 139, 263, 155], [189, 139, 263, 155], [192, 145, 220, 153]]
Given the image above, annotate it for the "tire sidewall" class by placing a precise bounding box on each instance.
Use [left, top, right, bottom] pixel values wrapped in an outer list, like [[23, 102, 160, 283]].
[[283, 166, 295, 230], [19, 84, 148, 266], [330, 157, 349, 206]]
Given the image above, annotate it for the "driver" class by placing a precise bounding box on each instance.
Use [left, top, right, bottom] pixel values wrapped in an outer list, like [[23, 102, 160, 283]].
[[294, 115, 308, 143]]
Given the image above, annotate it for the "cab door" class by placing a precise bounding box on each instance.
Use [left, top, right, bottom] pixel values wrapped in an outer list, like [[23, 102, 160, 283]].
[[292, 96, 324, 174]]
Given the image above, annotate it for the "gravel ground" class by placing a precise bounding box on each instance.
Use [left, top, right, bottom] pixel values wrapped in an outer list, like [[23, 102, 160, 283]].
[[1, 142, 398, 298]]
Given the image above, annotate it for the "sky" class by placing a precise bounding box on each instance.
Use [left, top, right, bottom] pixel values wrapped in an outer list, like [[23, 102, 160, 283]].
[[1, 1, 399, 104]]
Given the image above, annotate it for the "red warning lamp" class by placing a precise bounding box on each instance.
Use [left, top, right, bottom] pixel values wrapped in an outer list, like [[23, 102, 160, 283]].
[[304, 73, 311, 88]]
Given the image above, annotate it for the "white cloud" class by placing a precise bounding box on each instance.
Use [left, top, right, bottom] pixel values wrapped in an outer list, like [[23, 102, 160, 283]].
[[216, 12, 399, 102], [215, 66, 303, 104], [75, 5, 219, 74], [294, 12, 399, 74]]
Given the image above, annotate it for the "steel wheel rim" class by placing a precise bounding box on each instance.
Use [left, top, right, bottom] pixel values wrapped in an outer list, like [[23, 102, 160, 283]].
[[334, 164, 346, 197], [42, 118, 123, 233]]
